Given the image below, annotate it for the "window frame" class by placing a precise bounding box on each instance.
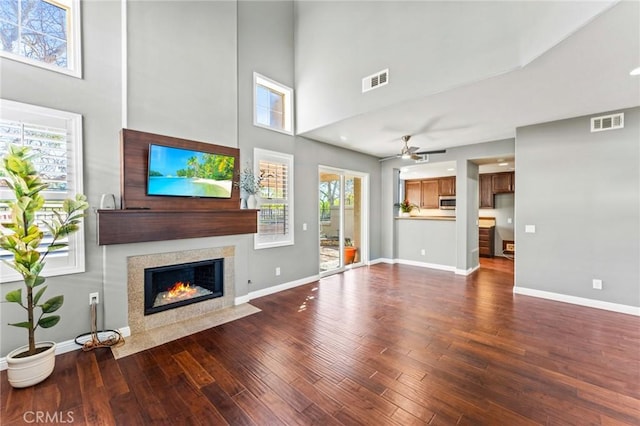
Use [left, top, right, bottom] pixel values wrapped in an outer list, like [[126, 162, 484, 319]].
[[254, 148, 294, 250], [253, 72, 294, 135], [0, 0, 83, 78], [0, 98, 85, 283]]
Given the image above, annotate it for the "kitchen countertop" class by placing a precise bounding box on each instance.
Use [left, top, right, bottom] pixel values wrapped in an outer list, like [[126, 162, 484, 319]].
[[479, 217, 496, 228], [395, 216, 456, 221]]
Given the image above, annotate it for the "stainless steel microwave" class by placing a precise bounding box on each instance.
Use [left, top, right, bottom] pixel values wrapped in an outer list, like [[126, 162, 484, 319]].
[[439, 196, 456, 210]]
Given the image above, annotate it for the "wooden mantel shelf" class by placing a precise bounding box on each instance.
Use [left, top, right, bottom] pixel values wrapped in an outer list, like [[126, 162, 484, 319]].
[[97, 209, 258, 245]]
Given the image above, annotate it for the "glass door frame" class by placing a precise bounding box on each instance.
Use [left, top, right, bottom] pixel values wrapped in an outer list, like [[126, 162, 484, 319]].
[[318, 166, 369, 277]]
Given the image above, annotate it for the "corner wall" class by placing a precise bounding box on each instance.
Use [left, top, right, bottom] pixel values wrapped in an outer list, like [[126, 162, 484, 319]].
[[238, 1, 382, 292], [515, 107, 640, 309], [0, 0, 122, 357]]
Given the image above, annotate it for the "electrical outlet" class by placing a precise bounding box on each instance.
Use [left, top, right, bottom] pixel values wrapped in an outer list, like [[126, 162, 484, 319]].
[[89, 292, 99, 305], [592, 279, 603, 290], [420, 249, 426, 256], [303, 223, 307, 231], [275, 267, 281, 276]]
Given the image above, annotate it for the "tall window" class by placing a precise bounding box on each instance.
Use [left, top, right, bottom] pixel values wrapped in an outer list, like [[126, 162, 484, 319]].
[[254, 148, 293, 249], [0, 99, 85, 283], [0, 0, 82, 78], [253, 72, 293, 135]]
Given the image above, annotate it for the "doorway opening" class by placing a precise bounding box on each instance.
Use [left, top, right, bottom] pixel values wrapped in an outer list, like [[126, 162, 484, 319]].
[[319, 167, 368, 276]]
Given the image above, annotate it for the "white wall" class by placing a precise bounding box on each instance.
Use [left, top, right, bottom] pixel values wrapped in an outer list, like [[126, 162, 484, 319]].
[[515, 107, 640, 308], [293, 1, 616, 134], [0, 0, 122, 356]]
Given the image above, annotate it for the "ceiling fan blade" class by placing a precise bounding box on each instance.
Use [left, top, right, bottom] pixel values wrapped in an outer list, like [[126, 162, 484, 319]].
[[407, 146, 420, 153], [414, 149, 446, 155], [414, 116, 443, 135], [378, 154, 401, 162]]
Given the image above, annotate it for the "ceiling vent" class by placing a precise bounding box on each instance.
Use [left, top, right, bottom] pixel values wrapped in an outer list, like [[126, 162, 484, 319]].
[[414, 154, 430, 164], [591, 113, 624, 132], [362, 68, 389, 93]]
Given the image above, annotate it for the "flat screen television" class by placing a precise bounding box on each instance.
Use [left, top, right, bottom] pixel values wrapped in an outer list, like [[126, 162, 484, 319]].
[[147, 144, 235, 198]]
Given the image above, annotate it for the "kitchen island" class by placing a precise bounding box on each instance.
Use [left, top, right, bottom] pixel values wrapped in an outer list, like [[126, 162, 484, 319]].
[[395, 216, 456, 269]]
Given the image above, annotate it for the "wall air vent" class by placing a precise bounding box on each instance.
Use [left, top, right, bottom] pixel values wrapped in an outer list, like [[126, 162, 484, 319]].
[[362, 68, 389, 93], [591, 113, 624, 132]]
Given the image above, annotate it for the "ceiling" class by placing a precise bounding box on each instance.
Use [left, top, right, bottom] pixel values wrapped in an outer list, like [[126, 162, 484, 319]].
[[297, 1, 640, 160]]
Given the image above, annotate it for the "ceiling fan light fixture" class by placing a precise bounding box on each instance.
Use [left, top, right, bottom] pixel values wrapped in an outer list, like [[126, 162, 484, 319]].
[[401, 152, 411, 160]]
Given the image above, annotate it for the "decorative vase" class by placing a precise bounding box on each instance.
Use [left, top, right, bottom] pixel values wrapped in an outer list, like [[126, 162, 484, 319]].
[[240, 198, 248, 209], [247, 194, 257, 209], [6, 341, 57, 388]]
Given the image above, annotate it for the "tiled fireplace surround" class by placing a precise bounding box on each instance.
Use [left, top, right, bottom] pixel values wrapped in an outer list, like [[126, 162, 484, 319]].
[[127, 246, 236, 334]]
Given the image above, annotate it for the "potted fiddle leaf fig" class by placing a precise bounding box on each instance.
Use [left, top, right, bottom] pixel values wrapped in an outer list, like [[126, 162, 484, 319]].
[[1, 145, 89, 388]]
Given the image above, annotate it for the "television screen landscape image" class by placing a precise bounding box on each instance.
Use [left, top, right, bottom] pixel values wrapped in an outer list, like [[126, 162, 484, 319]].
[[147, 144, 235, 198]]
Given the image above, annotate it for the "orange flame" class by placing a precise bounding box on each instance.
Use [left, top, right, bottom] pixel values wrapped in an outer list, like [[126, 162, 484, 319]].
[[164, 281, 197, 301]]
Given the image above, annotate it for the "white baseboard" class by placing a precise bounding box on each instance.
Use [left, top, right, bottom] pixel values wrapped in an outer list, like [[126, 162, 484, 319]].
[[234, 294, 251, 305], [368, 258, 393, 265], [371, 257, 477, 275], [395, 258, 456, 272], [235, 274, 320, 305], [0, 326, 132, 371], [456, 264, 480, 276], [514, 286, 640, 316]]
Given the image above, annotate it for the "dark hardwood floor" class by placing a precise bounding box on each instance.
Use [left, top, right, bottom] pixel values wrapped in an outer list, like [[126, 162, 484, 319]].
[[2, 259, 639, 425]]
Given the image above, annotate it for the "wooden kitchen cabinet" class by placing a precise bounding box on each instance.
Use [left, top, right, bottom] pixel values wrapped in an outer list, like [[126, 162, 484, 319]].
[[479, 226, 495, 257], [479, 172, 515, 208], [479, 174, 493, 209], [438, 176, 456, 196], [492, 172, 514, 194], [405, 180, 421, 206], [404, 176, 457, 209], [420, 180, 439, 209]]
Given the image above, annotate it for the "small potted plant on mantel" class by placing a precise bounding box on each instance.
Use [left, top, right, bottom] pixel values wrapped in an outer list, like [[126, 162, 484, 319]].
[[0, 146, 89, 388], [394, 199, 420, 217]]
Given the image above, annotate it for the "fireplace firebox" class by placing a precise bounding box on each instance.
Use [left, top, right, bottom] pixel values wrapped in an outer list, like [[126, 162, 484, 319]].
[[144, 258, 223, 315]]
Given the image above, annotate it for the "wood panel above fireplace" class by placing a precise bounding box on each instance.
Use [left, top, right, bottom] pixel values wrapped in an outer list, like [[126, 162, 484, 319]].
[[120, 129, 241, 210], [97, 209, 258, 245], [97, 129, 257, 245]]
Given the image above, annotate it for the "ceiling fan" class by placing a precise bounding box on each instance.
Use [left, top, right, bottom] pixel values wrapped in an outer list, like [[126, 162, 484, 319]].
[[379, 135, 446, 162]]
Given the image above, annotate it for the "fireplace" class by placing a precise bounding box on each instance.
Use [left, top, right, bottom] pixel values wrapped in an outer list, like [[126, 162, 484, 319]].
[[144, 258, 223, 315]]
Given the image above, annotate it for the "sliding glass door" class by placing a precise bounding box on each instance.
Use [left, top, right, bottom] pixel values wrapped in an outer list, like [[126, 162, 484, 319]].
[[319, 167, 367, 275]]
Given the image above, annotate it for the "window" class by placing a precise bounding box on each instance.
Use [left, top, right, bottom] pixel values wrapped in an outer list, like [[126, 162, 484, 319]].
[[253, 72, 293, 135], [254, 148, 293, 249], [0, 99, 85, 283], [0, 0, 82, 78]]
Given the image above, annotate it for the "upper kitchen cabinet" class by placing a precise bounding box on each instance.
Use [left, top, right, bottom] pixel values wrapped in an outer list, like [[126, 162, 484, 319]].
[[404, 176, 457, 209], [492, 172, 514, 193], [421, 180, 439, 209], [438, 176, 456, 196], [480, 172, 515, 209], [479, 174, 494, 208], [405, 180, 421, 206]]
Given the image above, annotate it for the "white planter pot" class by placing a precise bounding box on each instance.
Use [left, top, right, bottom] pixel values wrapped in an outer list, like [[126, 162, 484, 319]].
[[6, 341, 56, 388], [247, 194, 258, 209]]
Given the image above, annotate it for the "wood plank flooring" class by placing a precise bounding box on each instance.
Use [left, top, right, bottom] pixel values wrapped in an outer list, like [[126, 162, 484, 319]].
[[2, 259, 639, 425]]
